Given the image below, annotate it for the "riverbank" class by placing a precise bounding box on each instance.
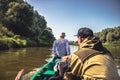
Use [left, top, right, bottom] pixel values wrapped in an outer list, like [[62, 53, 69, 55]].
[[0, 25, 55, 51], [0, 35, 53, 51], [103, 43, 120, 46], [70, 42, 120, 47]]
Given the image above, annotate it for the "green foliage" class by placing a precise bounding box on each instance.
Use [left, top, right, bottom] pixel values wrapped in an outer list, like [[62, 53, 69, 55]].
[[94, 26, 120, 43], [33, 11, 47, 36], [0, 0, 24, 24], [0, 0, 47, 38], [106, 32, 114, 42], [0, 24, 14, 37], [0, 0, 55, 50], [5, 1, 34, 37], [0, 24, 27, 50], [40, 27, 55, 46], [25, 38, 37, 47], [0, 36, 26, 48], [69, 41, 78, 46]]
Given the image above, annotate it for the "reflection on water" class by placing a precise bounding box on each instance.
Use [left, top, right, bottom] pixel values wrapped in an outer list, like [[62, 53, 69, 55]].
[[105, 45, 120, 69], [0, 47, 52, 80], [70, 45, 79, 53], [0, 45, 119, 80]]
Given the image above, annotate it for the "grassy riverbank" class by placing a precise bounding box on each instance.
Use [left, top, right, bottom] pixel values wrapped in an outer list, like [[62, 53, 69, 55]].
[[103, 43, 120, 46], [70, 41, 120, 46], [0, 25, 54, 50]]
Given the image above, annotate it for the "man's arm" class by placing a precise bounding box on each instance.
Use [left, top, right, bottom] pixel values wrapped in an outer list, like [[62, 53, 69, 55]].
[[66, 40, 71, 55], [52, 40, 57, 55]]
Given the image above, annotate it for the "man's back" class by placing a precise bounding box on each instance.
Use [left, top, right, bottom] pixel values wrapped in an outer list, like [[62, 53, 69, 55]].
[[83, 53, 119, 80], [65, 49, 119, 80], [57, 39, 68, 52], [52, 32, 71, 58]]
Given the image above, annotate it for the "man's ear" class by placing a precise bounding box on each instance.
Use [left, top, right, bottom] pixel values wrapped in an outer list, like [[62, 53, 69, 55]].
[[77, 37, 80, 44], [80, 37, 84, 43], [78, 36, 83, 44]]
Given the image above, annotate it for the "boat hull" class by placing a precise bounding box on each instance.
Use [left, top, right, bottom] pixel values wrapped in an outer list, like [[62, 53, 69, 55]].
[[30, 57, 57, 80]]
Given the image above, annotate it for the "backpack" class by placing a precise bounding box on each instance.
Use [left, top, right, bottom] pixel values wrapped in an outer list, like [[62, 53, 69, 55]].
[[48, 61, 69, 80]]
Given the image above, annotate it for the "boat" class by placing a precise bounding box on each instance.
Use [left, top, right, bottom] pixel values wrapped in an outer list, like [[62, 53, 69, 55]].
[[30, 57, 57, 80]]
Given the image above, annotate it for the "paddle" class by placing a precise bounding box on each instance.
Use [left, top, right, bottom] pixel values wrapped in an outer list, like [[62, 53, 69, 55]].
[[15, 69, 24, 80]]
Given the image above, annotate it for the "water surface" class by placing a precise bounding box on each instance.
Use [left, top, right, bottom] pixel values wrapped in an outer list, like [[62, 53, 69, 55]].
[[0, 45, 119, 80]]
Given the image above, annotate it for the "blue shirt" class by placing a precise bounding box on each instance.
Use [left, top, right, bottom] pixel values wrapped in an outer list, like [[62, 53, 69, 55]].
[[52, 39, 70, 57]]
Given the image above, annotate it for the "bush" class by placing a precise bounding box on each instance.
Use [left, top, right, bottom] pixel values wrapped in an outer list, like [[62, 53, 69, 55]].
[[0, 36, 27, 50]]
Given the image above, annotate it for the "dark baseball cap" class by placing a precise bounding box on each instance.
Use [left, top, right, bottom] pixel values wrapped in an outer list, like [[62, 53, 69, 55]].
[[74, 27, 93, 38], [60, 32, 66, 37]]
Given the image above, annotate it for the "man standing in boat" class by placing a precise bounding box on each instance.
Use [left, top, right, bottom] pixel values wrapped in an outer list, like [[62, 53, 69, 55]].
[[62, 27, 119, 80], [52, 32, 71, 58]]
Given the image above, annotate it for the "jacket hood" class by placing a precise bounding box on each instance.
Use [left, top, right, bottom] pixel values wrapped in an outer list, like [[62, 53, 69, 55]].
[[80, 36, 104, 51]]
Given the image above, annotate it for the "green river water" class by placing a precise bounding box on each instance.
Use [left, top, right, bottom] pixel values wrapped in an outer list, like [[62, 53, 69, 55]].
[[0, 45, 119, 80]]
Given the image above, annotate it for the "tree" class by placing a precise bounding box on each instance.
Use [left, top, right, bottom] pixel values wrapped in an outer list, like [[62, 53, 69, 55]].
[[94, 26, 120, 43], [5, 1, 35, 37], [0, 0, 24, 24], [0, 0, 55, 47], [32, 11, 47, 37], [40, 27, 55, 46], [106, 32, 114, 43]]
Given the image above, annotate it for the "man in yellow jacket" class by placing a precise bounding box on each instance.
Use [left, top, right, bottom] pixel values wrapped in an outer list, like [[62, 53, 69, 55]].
[[62, 27, 119, 80]]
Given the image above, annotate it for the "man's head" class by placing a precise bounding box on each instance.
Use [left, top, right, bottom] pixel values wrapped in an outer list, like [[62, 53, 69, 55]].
[[76, 27, 93, 38], [60, 32, 66, 38], [75, 27, 93, 44]]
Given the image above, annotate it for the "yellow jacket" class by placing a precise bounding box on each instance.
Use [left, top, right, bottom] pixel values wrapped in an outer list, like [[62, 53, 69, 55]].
[[64, 37, 119, 80]]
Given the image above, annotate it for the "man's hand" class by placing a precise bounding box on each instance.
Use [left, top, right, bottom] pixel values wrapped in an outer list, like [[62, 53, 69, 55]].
[[62, 55, 71, 62]]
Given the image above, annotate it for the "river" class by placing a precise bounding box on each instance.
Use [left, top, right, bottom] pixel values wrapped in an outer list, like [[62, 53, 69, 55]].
[[0, 45, 119, 80]]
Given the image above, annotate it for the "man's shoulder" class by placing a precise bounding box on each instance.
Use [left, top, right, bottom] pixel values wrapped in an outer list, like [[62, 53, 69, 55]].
[[54, 39, 59, 42], [54, 39, 62, 43], [64, 39, 69, 42], [54, 39, 69, 43], [74, 48, 102, 62]]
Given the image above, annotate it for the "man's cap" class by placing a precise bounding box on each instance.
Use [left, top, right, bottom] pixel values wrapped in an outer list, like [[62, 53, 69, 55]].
[[60, 32, 66, 37], [74, 27, 93, 38]]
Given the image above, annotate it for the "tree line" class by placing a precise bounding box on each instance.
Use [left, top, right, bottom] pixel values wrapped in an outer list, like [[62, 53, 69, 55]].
[[94, 26, 120, 44], [70, 26, 120, 45], [0, 0, 55, 50]]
